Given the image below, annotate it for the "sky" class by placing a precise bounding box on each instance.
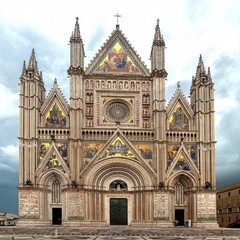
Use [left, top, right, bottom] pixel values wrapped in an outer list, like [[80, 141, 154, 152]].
[[0, 0, 240, 214]]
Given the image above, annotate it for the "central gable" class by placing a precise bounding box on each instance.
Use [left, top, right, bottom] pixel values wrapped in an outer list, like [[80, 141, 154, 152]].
[[85, 29, 150, 76]]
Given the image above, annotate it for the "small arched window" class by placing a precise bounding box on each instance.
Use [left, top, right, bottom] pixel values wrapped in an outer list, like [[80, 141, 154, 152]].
[[110, 180, 128, 191], [52, 180, 61, 203], [175, 182, 184, 205]]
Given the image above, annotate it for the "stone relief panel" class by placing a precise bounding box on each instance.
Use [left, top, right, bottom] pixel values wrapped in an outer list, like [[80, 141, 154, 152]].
[[19, 191, 39, 219], [68, 193, 84, 220], [154, 193, 169, 220], [197, 193, 216, 220]]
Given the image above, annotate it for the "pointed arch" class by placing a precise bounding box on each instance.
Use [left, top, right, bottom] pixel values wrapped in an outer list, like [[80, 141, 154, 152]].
[[40, 82, 69, 128], [166, 88, 194, 131]]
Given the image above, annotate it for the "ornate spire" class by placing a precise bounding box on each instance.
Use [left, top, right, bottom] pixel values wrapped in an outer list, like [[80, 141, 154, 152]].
[[21, 60, 26, 76], [153, 18, 165, 46], [207, 67, 212, 80], [27, 49, 38, 71], [54, 77, 57, 84], [72, 17, 81, 39], [195, 54, 206, 77]]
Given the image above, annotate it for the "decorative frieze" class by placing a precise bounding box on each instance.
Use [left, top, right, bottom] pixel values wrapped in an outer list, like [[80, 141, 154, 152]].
[[197, 193, 216, 220], [154, 193, 169, 220], [19, 191, 39, 219], [68, 192, 84, 220]]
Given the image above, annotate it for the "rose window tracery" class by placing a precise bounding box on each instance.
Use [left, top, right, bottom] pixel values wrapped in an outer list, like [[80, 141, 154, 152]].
[[106, 102, 130, 122]]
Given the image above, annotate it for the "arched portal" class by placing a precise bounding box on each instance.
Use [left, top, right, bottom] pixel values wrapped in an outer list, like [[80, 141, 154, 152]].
[[167, 171, 198, 226], [81, 157, 156, 225], [38, 169, 70, 225]]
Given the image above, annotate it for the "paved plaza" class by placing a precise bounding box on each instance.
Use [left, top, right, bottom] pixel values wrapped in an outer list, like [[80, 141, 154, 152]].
[[0, 226, 240, 240]]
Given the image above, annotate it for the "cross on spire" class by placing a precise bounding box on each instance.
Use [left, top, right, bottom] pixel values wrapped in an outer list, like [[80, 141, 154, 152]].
[[114, 13, 121, 29], [114, 13, 121, 23]]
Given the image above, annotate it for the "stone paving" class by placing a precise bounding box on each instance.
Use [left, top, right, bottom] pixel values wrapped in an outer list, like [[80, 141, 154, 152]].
[[0, 227, 240, 240]]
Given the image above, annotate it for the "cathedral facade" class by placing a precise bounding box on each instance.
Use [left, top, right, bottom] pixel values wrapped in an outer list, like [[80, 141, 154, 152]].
[[18, 19, 218, 227]]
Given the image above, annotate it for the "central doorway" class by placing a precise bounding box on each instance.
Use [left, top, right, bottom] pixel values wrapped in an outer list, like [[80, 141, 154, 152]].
[[175, 209, 184, 226], [110, 198, 128, 225], [52, 208, 62, 225]]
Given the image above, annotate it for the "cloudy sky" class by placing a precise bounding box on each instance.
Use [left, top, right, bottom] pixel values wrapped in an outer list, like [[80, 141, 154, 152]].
[[0, 0, 240, 214]]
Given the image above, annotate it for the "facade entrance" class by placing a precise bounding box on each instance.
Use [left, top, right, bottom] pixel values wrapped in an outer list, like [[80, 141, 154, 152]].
[[175, 209, 184, 226], [52, 208, 62, 225], [110, 198, 128, 225]]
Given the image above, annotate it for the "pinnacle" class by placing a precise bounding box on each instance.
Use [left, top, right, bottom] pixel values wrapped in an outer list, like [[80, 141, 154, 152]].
[[27, 49, 38, 72], [153, 18, 164, 46], [73, 16, 81, 39], [22, 60, 26, 76]]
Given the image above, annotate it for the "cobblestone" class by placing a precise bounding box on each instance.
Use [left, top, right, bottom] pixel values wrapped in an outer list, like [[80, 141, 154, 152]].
[[0, 226, 240, 240]]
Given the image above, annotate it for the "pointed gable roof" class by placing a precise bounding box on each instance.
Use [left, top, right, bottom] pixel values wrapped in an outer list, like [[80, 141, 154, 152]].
[[166, 82, 194, 118], [166, 143, 199, 179], [40, 78, 69, 114], [81, 128, 155, 177], [85, 28, 150, 76], [36, 142, 70, 174]]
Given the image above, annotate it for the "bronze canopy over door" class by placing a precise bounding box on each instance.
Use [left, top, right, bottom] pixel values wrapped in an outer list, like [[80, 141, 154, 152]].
[[110, 198, 128, 225]]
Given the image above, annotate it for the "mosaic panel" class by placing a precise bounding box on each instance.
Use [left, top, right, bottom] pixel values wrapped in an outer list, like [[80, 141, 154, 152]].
[[45, 101, 66, 127], [169, 103, 189, 131], [83, 143, 103, 167], [167, 144, 198, 167], [135, 144, 153, 167], [94, 41, 141, 75], [101, 137, 135, 158], [38, 142, 68, 163]]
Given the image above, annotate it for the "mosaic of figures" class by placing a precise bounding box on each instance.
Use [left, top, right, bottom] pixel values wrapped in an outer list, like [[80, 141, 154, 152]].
[[38, 142, 68, 164], [44, 151, 65, 171], [101, 137, 135, 159], [45, 102, 67, 128], [167, 144, 198, 167], [83, 143, 103, 167], [94, 41, 141, 74], [173, 154, 190, 171], [168, 103, 189, 131], [135, 144, 153, 167]]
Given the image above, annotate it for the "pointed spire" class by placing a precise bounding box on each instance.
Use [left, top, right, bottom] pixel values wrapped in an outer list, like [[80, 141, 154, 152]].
[[153, 18, 165, 46], [73, 17, 81, 39], [54, 78, 57, 85], [22, 60, 26, 76], [195, 54, 206, 77], [207, 67, 212, 80], [27, 49, 37, 69]]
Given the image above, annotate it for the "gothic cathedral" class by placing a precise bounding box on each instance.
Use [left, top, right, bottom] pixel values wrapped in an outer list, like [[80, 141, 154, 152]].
[[18, 18, 218, 227]]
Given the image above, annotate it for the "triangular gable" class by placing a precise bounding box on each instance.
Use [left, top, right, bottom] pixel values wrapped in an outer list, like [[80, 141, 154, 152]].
[[167, 87, 193, 118], [36, 142, 70, 174], [85, 29, 150, 76], [166, 87, 194, 131], [40, 81, 69, 128], [81, 129, 155, 176], [166, 144, 199, 178]]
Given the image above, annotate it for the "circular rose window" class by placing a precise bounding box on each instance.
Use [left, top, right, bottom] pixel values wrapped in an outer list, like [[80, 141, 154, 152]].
[[106, 102, 130, 122]]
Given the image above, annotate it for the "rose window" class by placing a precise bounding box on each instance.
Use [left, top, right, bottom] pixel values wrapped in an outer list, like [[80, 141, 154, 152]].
[[106, 102, 130, 122]]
